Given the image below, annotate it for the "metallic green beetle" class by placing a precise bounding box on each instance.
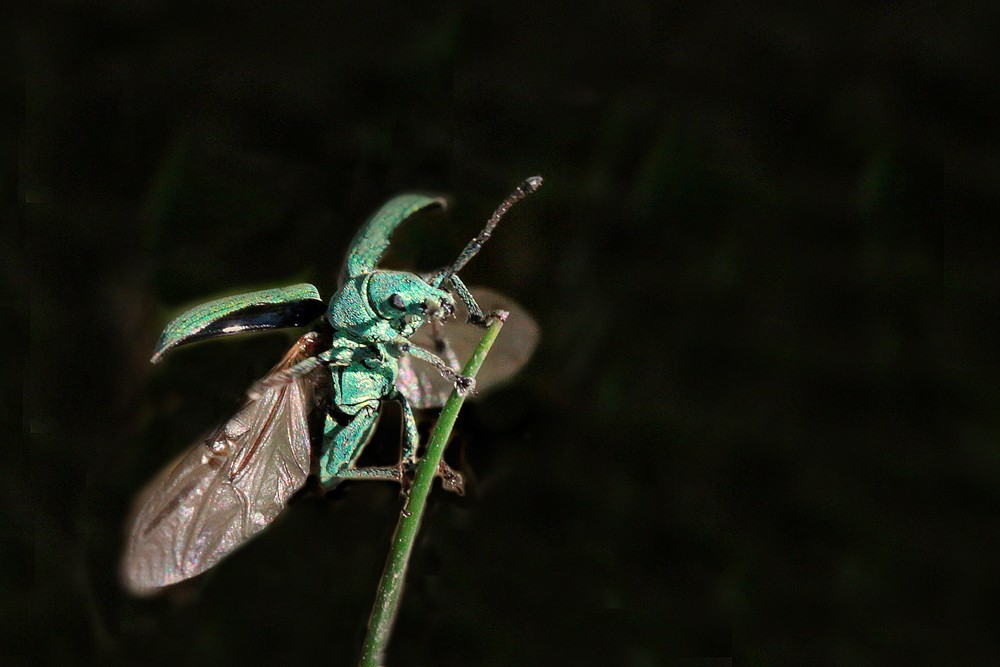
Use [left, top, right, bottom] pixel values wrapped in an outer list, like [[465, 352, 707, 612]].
[[121, 178, 542, 594]]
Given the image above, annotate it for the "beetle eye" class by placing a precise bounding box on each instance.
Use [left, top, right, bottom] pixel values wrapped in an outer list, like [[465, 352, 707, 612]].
[[389, 293, 406, 310]]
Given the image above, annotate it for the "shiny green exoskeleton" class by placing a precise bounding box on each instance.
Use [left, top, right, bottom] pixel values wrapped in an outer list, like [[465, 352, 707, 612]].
[[316, 240, 469, 489], [122, 178, 542, 594]]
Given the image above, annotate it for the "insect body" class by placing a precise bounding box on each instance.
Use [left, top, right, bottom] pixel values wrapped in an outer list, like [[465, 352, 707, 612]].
[[122, 178, 541, 594]]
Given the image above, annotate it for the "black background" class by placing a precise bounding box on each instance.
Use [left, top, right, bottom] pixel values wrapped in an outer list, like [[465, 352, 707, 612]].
[[9, 2, 1000, 665]]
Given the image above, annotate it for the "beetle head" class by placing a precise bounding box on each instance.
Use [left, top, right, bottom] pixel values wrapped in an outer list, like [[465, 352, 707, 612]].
[[368, 271, 455, 333]]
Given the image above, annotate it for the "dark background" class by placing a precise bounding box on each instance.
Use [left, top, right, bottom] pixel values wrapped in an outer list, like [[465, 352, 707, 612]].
[[8, 2, 1000, 665]]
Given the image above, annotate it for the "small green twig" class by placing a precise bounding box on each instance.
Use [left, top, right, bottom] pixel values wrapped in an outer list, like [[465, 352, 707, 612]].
[[358, 317, 506, 667]]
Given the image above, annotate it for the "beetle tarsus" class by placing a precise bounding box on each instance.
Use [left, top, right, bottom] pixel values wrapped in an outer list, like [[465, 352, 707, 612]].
[[468, 308, 509, 328], [438, 462, 465, 496], [455, 375, 476, 396]]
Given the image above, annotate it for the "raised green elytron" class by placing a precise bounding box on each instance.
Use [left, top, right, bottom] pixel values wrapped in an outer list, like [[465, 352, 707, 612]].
[[121, 178, 542, 594]]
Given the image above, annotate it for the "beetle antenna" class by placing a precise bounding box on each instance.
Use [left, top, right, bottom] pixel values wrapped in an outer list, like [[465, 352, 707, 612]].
[[435, 176, 542, 285]]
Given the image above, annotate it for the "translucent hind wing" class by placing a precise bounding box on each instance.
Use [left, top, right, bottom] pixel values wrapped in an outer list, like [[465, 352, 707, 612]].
[[396, 287, 539, 408], [122, 334, 321, 595]]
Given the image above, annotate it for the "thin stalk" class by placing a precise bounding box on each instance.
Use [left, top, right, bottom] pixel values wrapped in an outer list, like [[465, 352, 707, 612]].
[[358, 317, 506, 667]]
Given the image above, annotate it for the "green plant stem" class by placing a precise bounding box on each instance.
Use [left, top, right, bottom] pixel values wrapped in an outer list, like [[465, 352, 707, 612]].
[[358, 318, 506, 667]]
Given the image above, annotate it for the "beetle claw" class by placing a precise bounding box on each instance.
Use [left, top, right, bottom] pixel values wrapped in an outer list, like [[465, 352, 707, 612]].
[[438, 462, 465, 496], [468, 308, 509, 328], [455, 375, 476, 396]]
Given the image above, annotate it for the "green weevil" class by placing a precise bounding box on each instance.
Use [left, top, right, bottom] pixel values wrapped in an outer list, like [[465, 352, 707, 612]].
[[121, 177, 542, 594]]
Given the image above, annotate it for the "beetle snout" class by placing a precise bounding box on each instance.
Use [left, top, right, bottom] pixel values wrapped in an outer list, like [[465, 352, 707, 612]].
[[421, 297, 454, 321]]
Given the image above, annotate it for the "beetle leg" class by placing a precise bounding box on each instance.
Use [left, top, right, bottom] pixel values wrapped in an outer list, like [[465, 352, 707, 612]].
[[394, 338, 476, 395], [428, 317, 447, 354], [333, 466, 404, 483], [394, 391, 465, 494], [319, 403, 385, 489], [247, 348, 350, 400], [436, 461, 465, 496], [397, 392, 420, 470], [395, 390, 465, 495], [445, 274, 509, 327]]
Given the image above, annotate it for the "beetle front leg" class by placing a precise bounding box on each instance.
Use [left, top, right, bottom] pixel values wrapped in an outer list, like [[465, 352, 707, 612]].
[[247, 347, 351, 400], [445, 274, 509, 327]]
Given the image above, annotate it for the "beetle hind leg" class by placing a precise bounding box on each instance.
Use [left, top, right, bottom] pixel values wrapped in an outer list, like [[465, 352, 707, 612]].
[[398, 391, 464, 495], [318, 404, 393, 489]]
